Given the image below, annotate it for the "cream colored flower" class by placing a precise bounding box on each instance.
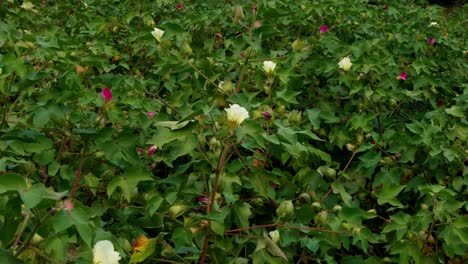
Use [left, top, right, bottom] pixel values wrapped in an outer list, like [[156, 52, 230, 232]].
[[263, 61, 276, 74], [338, 56, 352, 71], [93, 240, 121, 264], [151, 27, 165, 42], [20, 1, 34, 10], [429, 22, 438, 27], [225, 104, 249, 125]]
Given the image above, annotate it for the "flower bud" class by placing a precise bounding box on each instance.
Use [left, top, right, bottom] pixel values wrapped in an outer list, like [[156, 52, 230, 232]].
[[182, 41, 193, 55], [168, 203, 189, 217], [367, 209, 377, 215], [234, 5, 244, 21], [315, 210, 328, 224], [276, 105, 286, 114], [268, 230, 280, 244], [276, 200, 294, 218], [298, 193, 311, 204], [333, 205, 342, 212], [341, 222, 352, 231], [345, 143, 356, 151], [291, 39, 305, 52], [311, 202, 321, 209], [288, 110, 302, 123]]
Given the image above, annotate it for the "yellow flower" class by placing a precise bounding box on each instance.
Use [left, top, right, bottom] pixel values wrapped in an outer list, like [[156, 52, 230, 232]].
[[93, 240, 121, 264], [225, 104, 249, 125], [263, 61, 276, 74], [338, 56, 352, 71], [151, 27, 165, 42]]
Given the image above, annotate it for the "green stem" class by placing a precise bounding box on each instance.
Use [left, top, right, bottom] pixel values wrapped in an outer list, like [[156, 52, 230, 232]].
[[0, 71, 15, 129]]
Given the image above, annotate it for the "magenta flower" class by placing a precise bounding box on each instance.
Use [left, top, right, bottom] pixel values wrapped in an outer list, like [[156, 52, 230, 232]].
[[198, 196, 209, 204], [148, 145, 157, 155], [319, 25, 329, 34], [101, 87, 112, 102], [147, 112, 155, 118], [177, 3, 183, 10], [397, 72, 407, 80], [427, 38, 436, 45], [240, 52, 245, 58], [262, 111, 272, 119], [251, 6, 256, 14]]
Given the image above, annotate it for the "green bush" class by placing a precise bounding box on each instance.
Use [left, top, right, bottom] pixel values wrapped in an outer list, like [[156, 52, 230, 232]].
[[0, 0, 466, 263]]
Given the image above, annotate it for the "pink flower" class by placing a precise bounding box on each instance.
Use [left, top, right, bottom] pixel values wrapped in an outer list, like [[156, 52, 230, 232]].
[[63, 199, 74, 211], [319, 25, 329, 34], [427, 38, 436, 45], [177, 3, 183, 10], [101, 87, 112, 102], [147, 112, 155, 118], [148, 145, 157, 155], [240, 52, 245, 58], [251, 6, 256, 14], [397, 72, 407, 80]]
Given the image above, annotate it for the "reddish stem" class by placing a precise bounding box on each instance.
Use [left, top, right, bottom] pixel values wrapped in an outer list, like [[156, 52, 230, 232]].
[[69, 147, 86, 201]]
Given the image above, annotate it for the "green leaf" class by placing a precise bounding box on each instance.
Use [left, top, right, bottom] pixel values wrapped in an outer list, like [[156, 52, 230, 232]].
[[276, 89, 301, 104], [331, 181, 352, 205], [171, 227, 192, 249], [129, 238, 157, 263], [210, 220, 225, 236], [263, 233, 288, 262], [19, 183, 45, 209], [445, 106, 465, 118], [376, 185, 406, 207], [0, 248, 25, 264], [233, 202, 252, 228], [107, 167, 153, 202], [75, 223, 93, 248], [0, 173, 26, 194]]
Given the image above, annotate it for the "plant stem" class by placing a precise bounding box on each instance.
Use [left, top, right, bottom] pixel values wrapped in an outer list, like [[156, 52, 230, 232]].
[[199, 145, 230, 264], [69, 145, 86, 201], [0, 71, 15, 129]]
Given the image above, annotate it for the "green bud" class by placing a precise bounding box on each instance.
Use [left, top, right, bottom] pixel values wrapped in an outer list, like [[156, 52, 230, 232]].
[[168, 203, 189, 218], [311, 202, 321, 209], [346, 143, 356, 151], [298, 193, 311, 204], [367, 209, 377, 215], [291, 39, 305, 52], [220, 80, 234, 93], [182, 41, 193, 55], [333, 205, 342, 212], [288, 110, 302, 123], [341, 222, 352, 231], [268, 230, 280, 244], [276, 200, 294, 218], [315, 210, 328, 224], [276, 105, 286, 114]]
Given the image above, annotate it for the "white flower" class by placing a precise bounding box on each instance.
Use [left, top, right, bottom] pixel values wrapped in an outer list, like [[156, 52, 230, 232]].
[[338, 56, 352, 71], [429, 22, 438, 27], [20, 1, 34, 10], [93, 240, 121, 264], [151, 27, 165, 42], [218, 81, 225, 90], [225, 104, 249, 125], [263, 61, 276, 74]]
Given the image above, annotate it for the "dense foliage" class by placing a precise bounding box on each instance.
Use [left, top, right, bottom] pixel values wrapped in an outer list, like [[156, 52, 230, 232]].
[[0, 0, 467, 263]]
